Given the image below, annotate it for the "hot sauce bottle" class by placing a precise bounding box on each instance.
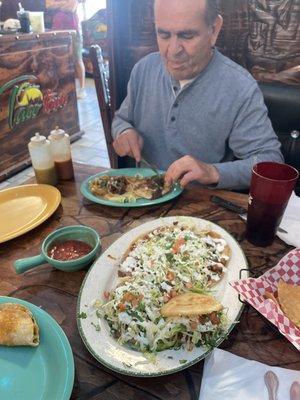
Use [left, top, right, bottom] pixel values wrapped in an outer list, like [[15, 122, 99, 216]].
[[28, 133, 58, 186], [48, 126, 74, 180]]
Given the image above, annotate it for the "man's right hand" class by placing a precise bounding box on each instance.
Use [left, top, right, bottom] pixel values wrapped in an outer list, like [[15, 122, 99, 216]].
[[113, 129, 143, 163]]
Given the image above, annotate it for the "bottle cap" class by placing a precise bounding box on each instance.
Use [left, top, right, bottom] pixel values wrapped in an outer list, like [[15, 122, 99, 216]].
[[30, 132, 46, 144], [50, 126, 65, 138]]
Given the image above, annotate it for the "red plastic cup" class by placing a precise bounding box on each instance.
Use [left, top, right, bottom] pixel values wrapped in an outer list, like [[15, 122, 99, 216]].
[[245, 162, 299, 247]]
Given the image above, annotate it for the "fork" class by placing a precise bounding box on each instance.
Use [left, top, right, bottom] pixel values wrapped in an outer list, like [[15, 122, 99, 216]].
[[140, 156, 161, 177]]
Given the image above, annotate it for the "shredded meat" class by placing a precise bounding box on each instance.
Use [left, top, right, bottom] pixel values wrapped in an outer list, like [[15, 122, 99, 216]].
[[107, 176, 128, 194], [208, 263, 223, 275]]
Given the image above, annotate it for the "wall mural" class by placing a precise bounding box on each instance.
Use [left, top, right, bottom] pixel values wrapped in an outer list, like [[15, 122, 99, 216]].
[[217, 0, 300, 85]]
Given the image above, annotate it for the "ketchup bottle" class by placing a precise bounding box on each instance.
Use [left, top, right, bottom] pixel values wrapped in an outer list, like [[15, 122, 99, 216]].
[[48, 126, 74, 180], [28, 132, 58, 185]]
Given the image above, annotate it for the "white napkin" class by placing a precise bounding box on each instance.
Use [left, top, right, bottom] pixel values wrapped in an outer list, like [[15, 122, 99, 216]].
[[277, 192, 300, 247], [199, 348, 300, 400]]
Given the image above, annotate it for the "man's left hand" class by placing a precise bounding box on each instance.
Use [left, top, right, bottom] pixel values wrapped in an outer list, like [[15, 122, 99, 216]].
[[165, 155, 220, 187]]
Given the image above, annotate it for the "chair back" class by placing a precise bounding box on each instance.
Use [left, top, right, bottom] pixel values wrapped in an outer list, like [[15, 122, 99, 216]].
[[89, 44, 118, 168]]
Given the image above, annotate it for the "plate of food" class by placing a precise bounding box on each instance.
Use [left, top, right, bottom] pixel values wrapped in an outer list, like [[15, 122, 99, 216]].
[[80, 168, 183, 207], [77, 216, 248, 377], [0, 296, 74, 399]]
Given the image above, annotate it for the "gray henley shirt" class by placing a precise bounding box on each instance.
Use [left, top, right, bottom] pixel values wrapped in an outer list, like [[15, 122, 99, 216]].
[[112, 49, 283, 190]]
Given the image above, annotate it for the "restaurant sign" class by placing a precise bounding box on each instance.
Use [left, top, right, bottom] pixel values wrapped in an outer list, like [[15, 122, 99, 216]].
[[0, 75, 68, 129]]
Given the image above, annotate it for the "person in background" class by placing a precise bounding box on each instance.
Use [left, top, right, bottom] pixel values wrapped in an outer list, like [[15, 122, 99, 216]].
[[51, 0, 86, 99], [112, 0, 283, 191]]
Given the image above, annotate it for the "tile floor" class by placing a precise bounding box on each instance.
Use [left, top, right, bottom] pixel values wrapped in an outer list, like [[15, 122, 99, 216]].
[[0, 78, 110, 189]]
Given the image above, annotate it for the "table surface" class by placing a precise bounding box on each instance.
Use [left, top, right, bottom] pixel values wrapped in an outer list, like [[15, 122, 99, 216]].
[[0, 163, 299, 400]]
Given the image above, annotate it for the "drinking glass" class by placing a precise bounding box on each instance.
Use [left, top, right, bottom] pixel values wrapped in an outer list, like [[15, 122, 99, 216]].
[[245, 162, 299, 247]]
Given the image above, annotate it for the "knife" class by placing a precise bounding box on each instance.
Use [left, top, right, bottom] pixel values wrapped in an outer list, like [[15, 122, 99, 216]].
[[210, 195, 248, 215], [210, 195, 288, 234], [140, 156, 161, 177]]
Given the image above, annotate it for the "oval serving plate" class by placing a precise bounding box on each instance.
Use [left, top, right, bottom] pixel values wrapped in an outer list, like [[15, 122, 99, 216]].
[[0, 296, 74, 400], [77, 216, 248, 377], [80, 168, 183, 207], [0, 184, 61, 244]]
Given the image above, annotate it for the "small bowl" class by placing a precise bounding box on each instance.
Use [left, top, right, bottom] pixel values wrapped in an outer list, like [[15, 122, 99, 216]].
[[14, 225, 101, 274]]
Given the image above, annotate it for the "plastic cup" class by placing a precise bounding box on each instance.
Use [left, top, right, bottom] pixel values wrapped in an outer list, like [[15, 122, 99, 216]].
[[245, 162, 299, 247], [29, 11, 45, 33]]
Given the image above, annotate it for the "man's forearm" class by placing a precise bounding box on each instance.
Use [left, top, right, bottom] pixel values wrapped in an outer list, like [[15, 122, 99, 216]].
[[213, 150, 284, 190], [111, 114, 134, 140]]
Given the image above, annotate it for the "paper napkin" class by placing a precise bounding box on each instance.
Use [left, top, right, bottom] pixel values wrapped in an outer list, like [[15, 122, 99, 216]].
[[277, 192, 300, 248], [231, 248, 300, 350], [199, 348, 300, 400]]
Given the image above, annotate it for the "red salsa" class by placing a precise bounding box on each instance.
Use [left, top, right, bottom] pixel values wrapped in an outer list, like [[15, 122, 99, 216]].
[[48, 240, 93, 261]]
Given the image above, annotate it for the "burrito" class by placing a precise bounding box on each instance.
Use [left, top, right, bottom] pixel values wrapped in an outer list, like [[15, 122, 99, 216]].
[[0, 303, 40, 347]]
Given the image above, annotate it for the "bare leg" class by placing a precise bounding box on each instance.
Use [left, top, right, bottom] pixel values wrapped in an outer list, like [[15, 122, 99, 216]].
[[75, 59, 85, 90]]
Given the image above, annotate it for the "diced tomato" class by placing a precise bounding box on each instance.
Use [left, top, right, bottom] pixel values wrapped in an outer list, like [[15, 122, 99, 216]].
[[163, 294, 170, 303], [171, 237, 185, 254], [122, 292, 144, 307], [104, 291, 110, 300], [118, 303, 126, 311], [166, 270, 175, 281], [209, 312, 220, 325], [190, 321, 198, 330], [123, 292, 135, 302]]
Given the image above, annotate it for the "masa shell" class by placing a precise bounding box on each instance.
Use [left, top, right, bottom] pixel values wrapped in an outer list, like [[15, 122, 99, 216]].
[[278, 280, 300, 328], [161, 292, 223, 317]]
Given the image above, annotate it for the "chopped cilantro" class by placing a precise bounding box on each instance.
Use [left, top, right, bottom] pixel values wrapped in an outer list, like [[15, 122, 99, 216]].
[[137, 301, 146, 312], [127, 309, 143, 322], [166, 253, 174, 262], [122, 362, 132, 368], [78, 312, 87, 319], [91, 322, 101, 331], [179, 359, 187, 364]]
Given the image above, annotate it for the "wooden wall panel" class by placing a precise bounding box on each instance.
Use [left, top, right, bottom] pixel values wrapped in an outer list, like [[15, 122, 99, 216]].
[[0, 31, 82, 180], [107, 0, 300, 113], [218, 0, 300, 85]]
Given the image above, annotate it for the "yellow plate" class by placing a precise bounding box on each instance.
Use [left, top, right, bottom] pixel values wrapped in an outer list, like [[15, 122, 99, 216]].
[[0, 184, 61, 244]]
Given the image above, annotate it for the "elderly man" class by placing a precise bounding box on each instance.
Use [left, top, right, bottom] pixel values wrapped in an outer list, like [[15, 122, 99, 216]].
[[112, 0, 283, 190]]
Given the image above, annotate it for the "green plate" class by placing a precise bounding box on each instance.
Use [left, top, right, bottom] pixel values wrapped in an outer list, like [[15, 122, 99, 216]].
[[80, 168, 183, 207], [0, 297, 74, 400]]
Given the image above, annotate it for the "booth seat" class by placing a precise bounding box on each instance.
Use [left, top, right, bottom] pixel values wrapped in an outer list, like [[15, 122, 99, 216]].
[[258, 82, 300, 195]]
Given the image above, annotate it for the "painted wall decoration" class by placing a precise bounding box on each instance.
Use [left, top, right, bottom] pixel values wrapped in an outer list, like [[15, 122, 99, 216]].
[[0, 32, 81, 180], [217, 0, 300, 85], [0, 75, 67, 130]]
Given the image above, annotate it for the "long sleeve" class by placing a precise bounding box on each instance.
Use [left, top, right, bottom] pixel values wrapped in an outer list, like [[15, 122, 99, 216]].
[[212, 84, 284, 190], [111, 72, 136, 139]]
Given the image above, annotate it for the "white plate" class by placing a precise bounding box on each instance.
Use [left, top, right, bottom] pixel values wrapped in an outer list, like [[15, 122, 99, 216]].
[[77, 216, 248, 377]]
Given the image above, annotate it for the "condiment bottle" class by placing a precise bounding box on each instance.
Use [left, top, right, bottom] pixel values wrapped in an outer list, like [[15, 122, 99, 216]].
[[28, 133, 58, 185], [48, 126, 74, 180], [17, 2, 32, 33]]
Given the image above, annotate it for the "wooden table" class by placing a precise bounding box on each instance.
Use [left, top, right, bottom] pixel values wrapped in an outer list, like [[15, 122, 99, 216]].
[[0, 163, 299, 400]]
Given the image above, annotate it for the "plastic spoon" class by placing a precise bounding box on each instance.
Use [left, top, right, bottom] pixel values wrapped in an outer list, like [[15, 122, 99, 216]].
[[264, 371, 279, 400], [290, 381, 300, 400]]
